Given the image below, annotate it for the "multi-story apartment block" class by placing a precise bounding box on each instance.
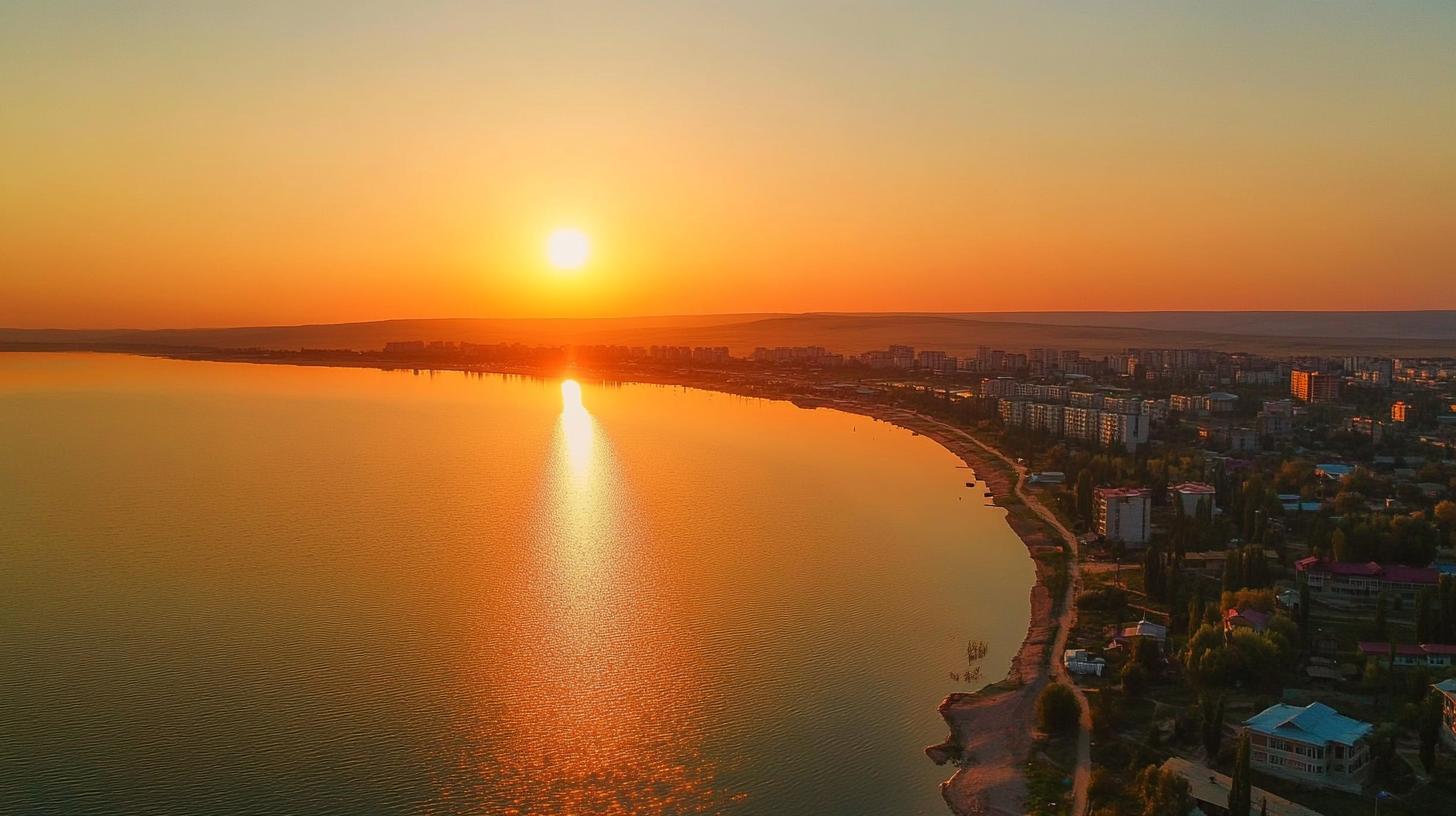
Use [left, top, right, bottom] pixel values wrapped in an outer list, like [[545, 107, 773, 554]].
[[997, 398, 1027, 427], [1171, 482, 1217, 515], [1243, 703, 1373, 793], [1169, 393, 1201, 414], [1095, 487, 1151, 546], [1098, 411, 1149, 453], [1027, 402, 1065, 434], [1291, 369, 1341, 403], [1063, 405, 1101, 442], [1101, 396, 1142, 415], [1392, 400, 1412, 423], [1344, 416, 1386, 443]]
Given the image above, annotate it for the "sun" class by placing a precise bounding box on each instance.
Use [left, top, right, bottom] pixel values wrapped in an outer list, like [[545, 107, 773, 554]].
[[546, 228, 590, 271]]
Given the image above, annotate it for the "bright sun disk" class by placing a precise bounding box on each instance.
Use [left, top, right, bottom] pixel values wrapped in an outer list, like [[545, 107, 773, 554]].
[[546, 228, 590, 271]]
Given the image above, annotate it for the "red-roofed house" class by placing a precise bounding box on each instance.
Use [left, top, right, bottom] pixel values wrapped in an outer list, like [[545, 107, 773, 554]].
[[1295, 557, 1438, 604], [1357, 642, 1456, 669], [1225, 607, 1271, 634]]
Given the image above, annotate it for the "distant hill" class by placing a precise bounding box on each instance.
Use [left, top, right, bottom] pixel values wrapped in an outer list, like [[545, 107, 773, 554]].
[[2, 312, 1453, 357], [923, 311, 1456, 341]]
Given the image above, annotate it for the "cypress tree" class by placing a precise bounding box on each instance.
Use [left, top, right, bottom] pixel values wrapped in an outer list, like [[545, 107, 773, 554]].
[[1229, 731, 1251, 816]]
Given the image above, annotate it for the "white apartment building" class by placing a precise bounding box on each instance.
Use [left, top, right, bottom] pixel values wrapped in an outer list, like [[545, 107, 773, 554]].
[[1095, 487, 1151, 546]]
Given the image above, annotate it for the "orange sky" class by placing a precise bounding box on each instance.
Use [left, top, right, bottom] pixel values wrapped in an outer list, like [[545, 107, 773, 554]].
[[2, 2, 1454, 328]]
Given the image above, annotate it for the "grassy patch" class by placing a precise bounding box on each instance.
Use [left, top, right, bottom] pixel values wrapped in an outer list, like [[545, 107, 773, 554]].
[[1025, 740, 1076, 816]]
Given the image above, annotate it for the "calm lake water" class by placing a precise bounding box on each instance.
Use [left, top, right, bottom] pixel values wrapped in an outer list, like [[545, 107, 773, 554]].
[[0, 353, 1034, 815]]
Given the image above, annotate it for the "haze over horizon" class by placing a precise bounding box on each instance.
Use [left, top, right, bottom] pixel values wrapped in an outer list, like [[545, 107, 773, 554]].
[[4, 2, 1455, 327]]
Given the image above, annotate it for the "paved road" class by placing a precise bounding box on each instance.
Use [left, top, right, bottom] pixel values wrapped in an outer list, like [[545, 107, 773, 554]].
[[939, 422, 1092, 816]]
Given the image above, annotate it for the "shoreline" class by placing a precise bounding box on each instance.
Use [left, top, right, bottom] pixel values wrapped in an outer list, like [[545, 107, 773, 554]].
[[10, 348, 1068, 816]]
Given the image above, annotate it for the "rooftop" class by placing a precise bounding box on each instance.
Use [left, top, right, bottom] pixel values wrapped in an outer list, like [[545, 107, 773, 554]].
[[1171, 481, 1216, 493], [1244, 702, 1372, 747], [1357, 641, 1456, 657], [1094, 487, 1151, 499], [1162, 758, 1324, 816], [1295, 557, 1438, 585]]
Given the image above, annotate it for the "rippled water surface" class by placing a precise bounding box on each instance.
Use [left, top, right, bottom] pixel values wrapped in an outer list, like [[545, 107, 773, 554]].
[[1, 353, 1034, 815]]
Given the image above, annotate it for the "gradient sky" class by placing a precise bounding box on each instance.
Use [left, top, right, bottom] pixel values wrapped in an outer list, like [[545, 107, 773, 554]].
[[3, 1, 1455, 328]]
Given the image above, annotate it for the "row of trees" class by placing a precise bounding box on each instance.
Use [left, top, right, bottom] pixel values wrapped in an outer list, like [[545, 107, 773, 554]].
[[1415, 575, 1456, 644]]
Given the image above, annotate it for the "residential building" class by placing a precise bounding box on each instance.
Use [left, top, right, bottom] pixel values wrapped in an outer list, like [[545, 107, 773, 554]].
[[1242, 702, 1373, 792], [1225, 607, 1271, 634], [1063, 406, 1101, 442], [1435, 679, 1456, 751], [1169, 393, 1201, 414], [1112, 617, 1167, 648], [1097, 410, 1149, 453], [1344, 415, 1386, 443], [1295, 557, 1438, 603], [1357, 642, 1456, 670], [1171, 482, 1217, 515], [1027, 402, 1064, 434], [1207, 391, 1238, 413], [1291, 369, 1341, 403], [997, 398, 1027, 427], [1161, 758, 1325, 816], [1095, 487, 1151, 545], [915, 350, 946, 370], [1392, 400, 1412, 423]]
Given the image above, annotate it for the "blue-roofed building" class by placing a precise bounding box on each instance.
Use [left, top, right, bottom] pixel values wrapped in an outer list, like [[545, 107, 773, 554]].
[[1435, 679, 1456, 752], [1242, 702, 1373, 792]]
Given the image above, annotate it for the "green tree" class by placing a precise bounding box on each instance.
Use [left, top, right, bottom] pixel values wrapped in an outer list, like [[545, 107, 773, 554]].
[[1199, 692, 1224, 761], [1331, 528, 1349, 562], [1374, 592, 1388, 640], [1229, 731, 1251, 816], [1077, 470, 1095, 526], [1122, 662, 1147, 696], [1416, 589, 1434, 644], [1037, 682, 1080, 735], [1419, 691, 1441, 773], [1133, 764, 1191, 816]]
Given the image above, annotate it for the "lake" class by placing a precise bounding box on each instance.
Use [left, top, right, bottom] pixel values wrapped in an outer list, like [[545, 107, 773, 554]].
[[0, 352, 1034, 815]]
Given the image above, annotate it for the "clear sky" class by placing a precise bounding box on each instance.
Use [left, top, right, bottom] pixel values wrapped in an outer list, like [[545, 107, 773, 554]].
[[2, 1, 1454, 328]]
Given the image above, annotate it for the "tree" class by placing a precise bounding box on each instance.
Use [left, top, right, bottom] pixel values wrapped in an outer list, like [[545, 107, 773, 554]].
[[1229, 731, 1252, 816], [1416, 589, 1434, 644], [1419, 691, 1441, 773], [1199, 693, 1225, 761], [1331, 528, 1349, 562], [1077, 470, 1096, 526], [1037, 682, 1080, 735], [1122, 662, 1147, 696], [1435, 498, 1456, 528], [1373, 592, 1388, 640], [1133, 764, 1191, 816]]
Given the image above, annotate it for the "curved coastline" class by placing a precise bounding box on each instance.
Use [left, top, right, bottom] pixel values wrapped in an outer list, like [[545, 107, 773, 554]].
[[39, 350, 1064, 816]]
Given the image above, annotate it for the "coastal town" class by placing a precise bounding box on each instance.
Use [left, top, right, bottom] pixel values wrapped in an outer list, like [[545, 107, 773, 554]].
[[174, 337, 1456, 816]]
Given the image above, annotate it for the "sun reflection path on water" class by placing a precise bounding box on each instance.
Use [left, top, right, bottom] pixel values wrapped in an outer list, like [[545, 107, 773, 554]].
[[434, 378, 738, 815], [559, 379, 593, 480]]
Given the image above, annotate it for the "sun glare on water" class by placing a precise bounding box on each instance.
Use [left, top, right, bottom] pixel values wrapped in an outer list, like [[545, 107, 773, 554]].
[[546, 228, 590, 272]]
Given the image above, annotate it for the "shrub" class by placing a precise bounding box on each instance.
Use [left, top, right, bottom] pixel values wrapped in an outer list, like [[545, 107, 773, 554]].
[[1077, 587, 1129, 610], [1122, 663, 1148, 696]]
